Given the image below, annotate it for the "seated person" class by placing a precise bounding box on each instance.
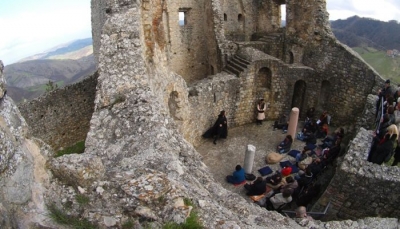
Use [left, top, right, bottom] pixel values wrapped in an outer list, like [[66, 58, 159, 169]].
[[273, 114, 289, 131], [307, 158, 326, 177], [226, 165, 245, 184], [323, 138, 342, 165], [321, 127, 344, 148], [296, 167, 313, 188], [244, 177, 267, 196], [297, 149, 314, 171], [315, 123, 329, 139], [306, 107, 315, 121], [317, 110, 329, 126], [266, 189, 292, 210], [265, 173, 284, 190], [279, 176, 298, 195], [277, 135, 293, 154]]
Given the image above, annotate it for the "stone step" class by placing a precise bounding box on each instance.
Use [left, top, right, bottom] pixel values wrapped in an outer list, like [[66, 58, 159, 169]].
[[231, 57, 248, 69], [259, 33, 283, 42], [233, 55, 251, 66], [225, 65, 241, 76], [222, 55, 251, 77]]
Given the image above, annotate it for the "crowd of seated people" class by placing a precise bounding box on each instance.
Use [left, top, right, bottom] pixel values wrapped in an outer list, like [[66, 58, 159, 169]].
[[297, 111, 331, 143], [225, 109, 346, 214]]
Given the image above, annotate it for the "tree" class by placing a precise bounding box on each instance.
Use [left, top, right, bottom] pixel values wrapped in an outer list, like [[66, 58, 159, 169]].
[[45, 80, 58, 92]]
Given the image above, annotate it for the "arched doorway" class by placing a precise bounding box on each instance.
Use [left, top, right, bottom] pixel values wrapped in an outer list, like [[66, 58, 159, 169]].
[[291, 80, 306, 115], [255, 67, 272, 99], [288, 51, 294, 64]]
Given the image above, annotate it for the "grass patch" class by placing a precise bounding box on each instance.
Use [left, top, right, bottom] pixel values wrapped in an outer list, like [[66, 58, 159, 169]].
[[122, 220, 134, 229], [55, 141, 85, 157], [163, 198, 202, 229], [183, 198, 193, 206], [353, 47, 400, 84], [75, 194, 90, 206], [163, 210, 203, 229], [47, 204, 97, 229]]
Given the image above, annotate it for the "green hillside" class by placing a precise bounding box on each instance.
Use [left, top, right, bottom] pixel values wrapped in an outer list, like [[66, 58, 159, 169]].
[[352, 47, 400, 85]]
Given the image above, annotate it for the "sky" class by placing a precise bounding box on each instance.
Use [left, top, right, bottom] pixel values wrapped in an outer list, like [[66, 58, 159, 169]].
[[0, 0, 91, 66], [0, 0, 400, 66]]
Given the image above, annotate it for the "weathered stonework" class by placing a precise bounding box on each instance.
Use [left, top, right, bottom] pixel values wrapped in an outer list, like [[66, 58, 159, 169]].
[[1, 0, 400, 228], [315, 128, 400, 220], [18, 72, 98, 150]]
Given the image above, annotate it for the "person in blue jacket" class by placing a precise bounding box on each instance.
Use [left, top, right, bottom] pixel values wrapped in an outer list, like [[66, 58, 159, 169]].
[[226, 165, 245, 184]]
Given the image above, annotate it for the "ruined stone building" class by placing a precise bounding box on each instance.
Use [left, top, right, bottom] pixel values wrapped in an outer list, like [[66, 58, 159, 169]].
[[0, 0, 399, 228]]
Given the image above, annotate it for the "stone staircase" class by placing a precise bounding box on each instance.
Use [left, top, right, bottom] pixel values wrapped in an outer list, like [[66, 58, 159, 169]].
[[258, 33, 283, 43], [223, 55, 251, 77]]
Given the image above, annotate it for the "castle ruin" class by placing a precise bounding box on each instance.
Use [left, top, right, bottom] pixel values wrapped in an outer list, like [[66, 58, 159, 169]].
[[0, 0, 399, 228]]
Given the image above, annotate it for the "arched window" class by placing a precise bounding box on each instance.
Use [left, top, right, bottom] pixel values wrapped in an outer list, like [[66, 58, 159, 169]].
[[224, 13, 227, 21], [291, 80, 306, 113], [238, 14, 244, 22], [256, 67, 272, 90]]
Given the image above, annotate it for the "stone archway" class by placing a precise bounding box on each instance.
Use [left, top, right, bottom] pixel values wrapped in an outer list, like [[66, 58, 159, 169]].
[[291, 80, 306, 115], [255, 67, 272, 100], [288, 51, 294, 64], [318, 80, 331, 111]]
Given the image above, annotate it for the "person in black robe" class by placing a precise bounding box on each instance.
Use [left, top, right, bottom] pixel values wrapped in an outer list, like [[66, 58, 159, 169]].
[[202, 110, 228, 144]]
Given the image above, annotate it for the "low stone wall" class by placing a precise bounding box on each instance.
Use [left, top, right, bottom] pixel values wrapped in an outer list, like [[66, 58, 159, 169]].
[[315, 127, 400, 220], [18, 72, 98, 150]]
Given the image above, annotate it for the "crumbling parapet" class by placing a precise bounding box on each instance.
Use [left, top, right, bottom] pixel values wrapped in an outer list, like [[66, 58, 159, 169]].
[[315, 128, 400, 220]]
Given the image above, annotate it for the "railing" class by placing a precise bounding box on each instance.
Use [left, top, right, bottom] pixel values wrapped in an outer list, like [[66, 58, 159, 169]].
[[375, 97, 384, 133]]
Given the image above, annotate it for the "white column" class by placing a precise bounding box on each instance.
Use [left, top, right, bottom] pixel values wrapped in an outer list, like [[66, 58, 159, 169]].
[[244, 144, 256, 174]]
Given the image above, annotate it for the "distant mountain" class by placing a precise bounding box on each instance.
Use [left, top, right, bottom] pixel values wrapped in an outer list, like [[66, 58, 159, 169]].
[[4, 38, 96, 103], [19, 38, 93, 62], [331, 16, 400, 50], [331, 16, 400, 83]]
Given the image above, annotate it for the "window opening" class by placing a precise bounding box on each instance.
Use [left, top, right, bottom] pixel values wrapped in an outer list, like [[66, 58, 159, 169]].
[[280, 5, 286, 27], [179, 11, 185, 26], [238, 14, 243, 22]]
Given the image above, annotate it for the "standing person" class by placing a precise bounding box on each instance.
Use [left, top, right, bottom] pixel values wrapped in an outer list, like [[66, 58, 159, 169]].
[[256, 99, 267, 125], [376, 79, 392, 117], [202, 110, 228, 144]]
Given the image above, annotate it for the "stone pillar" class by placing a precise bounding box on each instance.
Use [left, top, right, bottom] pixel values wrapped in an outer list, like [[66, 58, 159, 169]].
[[288, 107, 299, 140], [243, 144, 256, 174]]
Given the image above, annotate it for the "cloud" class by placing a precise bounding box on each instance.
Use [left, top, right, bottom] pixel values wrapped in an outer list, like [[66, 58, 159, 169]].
[[0, 0, 91, 65], [327, 0, 400, 22]]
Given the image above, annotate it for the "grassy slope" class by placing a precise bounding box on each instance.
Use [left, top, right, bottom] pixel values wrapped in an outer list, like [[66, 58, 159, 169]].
[[353, 47, 400, 84]]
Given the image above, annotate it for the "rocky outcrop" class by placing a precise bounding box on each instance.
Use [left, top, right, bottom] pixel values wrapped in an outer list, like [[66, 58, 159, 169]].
[[0, 0, 399, 228]]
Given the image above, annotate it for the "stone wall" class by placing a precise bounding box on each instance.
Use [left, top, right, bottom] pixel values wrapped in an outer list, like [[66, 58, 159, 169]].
[[18, 72, 98, 150], [314, 128, 400, 220]]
